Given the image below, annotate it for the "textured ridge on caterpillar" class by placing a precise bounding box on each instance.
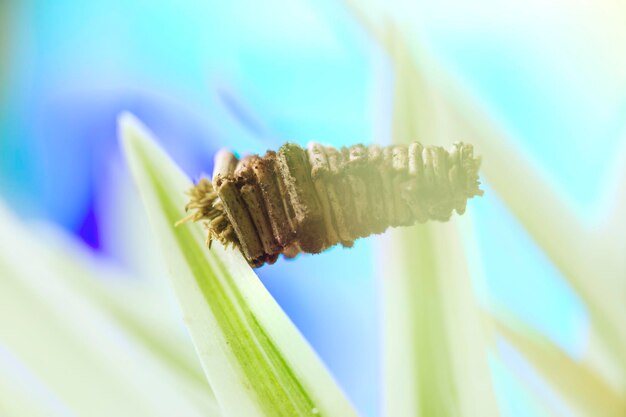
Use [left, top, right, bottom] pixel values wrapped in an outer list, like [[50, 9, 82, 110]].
[[179, 142, 483, 267]]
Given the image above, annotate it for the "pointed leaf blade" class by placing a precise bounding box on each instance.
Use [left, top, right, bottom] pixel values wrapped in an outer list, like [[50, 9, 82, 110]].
[[119, 113, 358, 417]]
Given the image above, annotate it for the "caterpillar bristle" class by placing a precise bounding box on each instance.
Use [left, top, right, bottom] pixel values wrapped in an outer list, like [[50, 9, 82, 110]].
[[179, 141, 483, 267]]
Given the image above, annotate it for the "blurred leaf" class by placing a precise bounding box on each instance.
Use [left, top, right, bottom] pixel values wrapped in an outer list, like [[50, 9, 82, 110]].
[[490, 310, 626, 417], [608, 137, 626, 232], [120, 113, 358, 417], [489, 356, 559, 417], [0, 204, 218, 417], [368, 23, 501, 417], [433, 69, 626, 374], [0, 345, 69, 417], [346, 0, 626, 385], [382, 219, 501, 417], [39, 228, 209, 388]]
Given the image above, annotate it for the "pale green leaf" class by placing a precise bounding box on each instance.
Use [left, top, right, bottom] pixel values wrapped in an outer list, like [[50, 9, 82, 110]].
[[607, 135, 626, 234], [0, 204, 218, 417], [381, 218, 500, 417], [0, 346, 70, 417], [489, 356, 559, 417], [38, 226, 209, 389], [370, 23, 501, 417], [119, 112, 358, 417], [490, 311, 626, 417], [431, 68, 626, 372], [345, 0, 626, 386]]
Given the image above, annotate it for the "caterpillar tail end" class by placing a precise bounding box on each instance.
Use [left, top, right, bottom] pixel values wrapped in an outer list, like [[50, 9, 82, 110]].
[[176, 178, 237, 250]]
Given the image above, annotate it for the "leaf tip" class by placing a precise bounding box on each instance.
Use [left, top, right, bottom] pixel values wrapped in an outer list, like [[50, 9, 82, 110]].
[[118, 111, 148, 150]]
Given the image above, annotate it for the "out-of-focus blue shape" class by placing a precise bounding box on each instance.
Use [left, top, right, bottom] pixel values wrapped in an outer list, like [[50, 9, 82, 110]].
[[77, 196, 101, 250]]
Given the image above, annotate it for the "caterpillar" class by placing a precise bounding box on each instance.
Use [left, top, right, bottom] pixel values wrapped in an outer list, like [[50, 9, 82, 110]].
[[179, 142, 483, 267]]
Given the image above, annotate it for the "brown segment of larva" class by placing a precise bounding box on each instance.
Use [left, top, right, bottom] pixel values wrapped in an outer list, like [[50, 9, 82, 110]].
[[180, 141, 484, 267]]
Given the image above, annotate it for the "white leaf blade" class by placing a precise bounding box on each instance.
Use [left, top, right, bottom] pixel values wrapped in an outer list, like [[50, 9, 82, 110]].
[[0, 344, 73, 417], [0, 205, 218, 417], [33, 223, 211, 390]]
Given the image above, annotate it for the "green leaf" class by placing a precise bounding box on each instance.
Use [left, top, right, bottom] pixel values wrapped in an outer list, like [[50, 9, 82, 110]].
[[381, 219, 501, 417], [0, 345, 69, 417], [345, 0, 626, 400], [434, 68, 626, 373], [119, 113, 358, 417], [369, 25, 501, 417], [490, 311, 626, 417], [370, 14, 626, 376]]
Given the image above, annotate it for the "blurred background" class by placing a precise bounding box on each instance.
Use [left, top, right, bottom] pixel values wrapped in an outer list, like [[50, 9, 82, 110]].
[[1, 1, 625, 416]]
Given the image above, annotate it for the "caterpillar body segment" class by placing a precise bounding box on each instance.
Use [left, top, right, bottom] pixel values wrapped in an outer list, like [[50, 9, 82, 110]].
[[181, 141, 483, 267]]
